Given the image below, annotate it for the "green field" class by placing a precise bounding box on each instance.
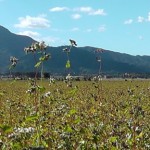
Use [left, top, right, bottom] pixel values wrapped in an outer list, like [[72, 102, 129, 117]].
[[0, 79, 150, 149]]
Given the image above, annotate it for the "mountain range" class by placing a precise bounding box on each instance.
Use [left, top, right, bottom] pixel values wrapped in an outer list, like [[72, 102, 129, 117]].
[[0, 25, 150, 75]]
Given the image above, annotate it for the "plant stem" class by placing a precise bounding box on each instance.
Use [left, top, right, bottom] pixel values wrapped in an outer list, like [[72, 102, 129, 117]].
[[41, 62, 44, 81]]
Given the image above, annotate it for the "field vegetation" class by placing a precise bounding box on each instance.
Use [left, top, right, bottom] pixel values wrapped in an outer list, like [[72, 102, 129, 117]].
[[0, 79, 150, 149]]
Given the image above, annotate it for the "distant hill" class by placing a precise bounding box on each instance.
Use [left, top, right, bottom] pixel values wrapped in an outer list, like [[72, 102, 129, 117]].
[[1, 25, 150, 74]]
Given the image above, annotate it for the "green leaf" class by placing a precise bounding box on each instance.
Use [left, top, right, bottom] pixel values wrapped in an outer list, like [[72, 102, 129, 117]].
[[68, 88, 77, 95], [0, 124, 13, 133], [69, 109, 76, 115], [35, 61, 42, 68], [66, 60, 71, 68], [25, 114, 38, 122], [74, 118, 81, 124], [137, 132, 143, 138], [64, 125, 73, 133], [12, 142, 22, 150], [109, 136, 117, 143], [37, 86, 46, 92], [42, 140, 48, 148], [0, 92, 4, 96], [39, 56, 45, 61], [111, 147, 118, 150]]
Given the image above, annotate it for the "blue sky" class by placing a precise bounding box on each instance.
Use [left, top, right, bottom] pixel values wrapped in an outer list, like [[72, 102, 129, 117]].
[[0, 0, 150, 56]]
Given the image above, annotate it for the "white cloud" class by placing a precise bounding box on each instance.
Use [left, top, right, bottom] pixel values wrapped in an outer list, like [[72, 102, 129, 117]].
[[49, 7, 69, 12], [136, 12, 150, 23], [137, 12, 150, 22], [147, 12, 150, 21], [74, 7, 106, 16], [18, 30, 60, 45], [71, 27, 79, 31], [89, 9, 106, 16], [18, 31, 40, 38], [72, 14, 81, 19], [137, 16, 145, 23], [98, 25, 106, 32], [124, 19, 133, 24], [15, 15, 50, 29], [75, 7, 92, 13]]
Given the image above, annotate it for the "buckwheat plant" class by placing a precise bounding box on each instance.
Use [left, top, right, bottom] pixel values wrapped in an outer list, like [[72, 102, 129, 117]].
[[94, 49, 104, 101], [9, 56, 19, 123], [24, 41, 50, 148], [95, 49, 104, 79], [9, 56, 19, 77], [24, 41, 50, 80], [9, 56, 19, 69], [63, 39, 77, 87]]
